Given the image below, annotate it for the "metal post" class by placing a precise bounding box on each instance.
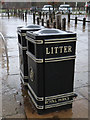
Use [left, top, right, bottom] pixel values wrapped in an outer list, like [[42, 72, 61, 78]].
[[47, 20, 49, 28], [46, 12, 48, 19], [53, 21, 56, 28], [37, 17, 39, 25], [68, 12, 70, 23], [75, 17, 77, 24], [51, 16, 53, 23], [53, 11, 55, 19], [62, 18, 66, 31], [83, 18, 86, 26], [33, 13, 35, 24], [56, 14, 61, 29], [22, 13, 24, 20], [41, 18, 44, 26], [39, 12, 41, 19], [7, 9, 9, 18], [43, 12, 44, 18], [49, 6, 50, 12]]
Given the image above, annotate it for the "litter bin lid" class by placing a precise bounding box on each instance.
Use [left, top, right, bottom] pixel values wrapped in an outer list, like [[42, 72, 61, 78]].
[[26, 28, 76, 39], [25, 24, 44, 29], [17, 24, 44, 33]]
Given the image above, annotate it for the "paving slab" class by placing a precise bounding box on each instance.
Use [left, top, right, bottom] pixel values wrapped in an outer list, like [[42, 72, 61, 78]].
[[74, 72, 88, 88], [2, 73, 26, 118], [8, 57, 19, 75], [75, 86, 88, 100]]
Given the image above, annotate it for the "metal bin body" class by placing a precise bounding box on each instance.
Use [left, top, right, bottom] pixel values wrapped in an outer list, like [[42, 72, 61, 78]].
[[26, 28, 77, 114], [17, 25, 44, 85]]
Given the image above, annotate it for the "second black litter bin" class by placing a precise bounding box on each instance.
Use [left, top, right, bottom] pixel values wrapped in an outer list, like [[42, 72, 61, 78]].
[[26, 28, 77, 114], [17, 25, 44, 85]]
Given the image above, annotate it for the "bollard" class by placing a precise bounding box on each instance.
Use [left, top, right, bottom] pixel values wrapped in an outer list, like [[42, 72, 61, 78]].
[[39, 12, 41, 19], [68, 12, 70, 23], [7, 10, 9, 18], [25, 17, 27, 22], [62, 18, 66, 31], [53, 11, 55, 19], [75, 17, 77, 24], [53, 21, 56, 28], [41, 18, 44, 26], [49, 6, 50, 12], [56, 14, 61, 29], [46, 12, 48, 19], [33, 13, 35, 24], [83, 18, 86, 26], [49, 12, 51, 20], [18, 10, 20, 17], [47, 19, 49, 28], [25, 10, 27, 21], [23, 13, 24, 20], [43, 12, 45, 18], [37, 17, 40, 25], [51, 16, 53, 23]]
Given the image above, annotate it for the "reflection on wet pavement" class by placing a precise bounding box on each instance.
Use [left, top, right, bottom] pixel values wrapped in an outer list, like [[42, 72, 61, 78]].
[[0, 14, 89, 118]]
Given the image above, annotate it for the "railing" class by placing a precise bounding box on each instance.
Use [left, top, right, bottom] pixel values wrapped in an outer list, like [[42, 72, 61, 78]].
[[0, 32, 9, 73]]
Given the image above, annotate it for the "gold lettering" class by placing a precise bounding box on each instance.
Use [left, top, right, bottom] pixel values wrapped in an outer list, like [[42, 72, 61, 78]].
[[67, 97, 69, 100], [46, 45, 72, 55], [59, 46, 63, 53], [46, 97, 70, 105], [54, 47, 58, 54], [46, 48, 50, 55], [45, 101, 49, 104], [58, 97, 69, 102], [68, 46, 72, 53], [51, 47, 54, 54], [64, 46, 68, 53]]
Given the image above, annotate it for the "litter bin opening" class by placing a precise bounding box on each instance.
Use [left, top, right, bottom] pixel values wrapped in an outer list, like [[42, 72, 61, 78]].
[[17, 24, 44, 32], [28, 41, 35, 55], [18, 34, 21, 44]]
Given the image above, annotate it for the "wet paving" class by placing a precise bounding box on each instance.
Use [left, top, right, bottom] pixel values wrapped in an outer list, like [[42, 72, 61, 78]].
[[0, 14, 89, 119]]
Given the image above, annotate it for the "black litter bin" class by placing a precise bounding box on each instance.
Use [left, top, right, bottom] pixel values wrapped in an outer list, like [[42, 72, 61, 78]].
[[17, 25, 44, 86], [26, 28, 77, 114]]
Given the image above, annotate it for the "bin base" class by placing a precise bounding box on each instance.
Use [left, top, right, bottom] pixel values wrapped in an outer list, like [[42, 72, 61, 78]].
[[36, 104, 72, 115], [29, 96, 72, 115], [28, 89, 73, 115]]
